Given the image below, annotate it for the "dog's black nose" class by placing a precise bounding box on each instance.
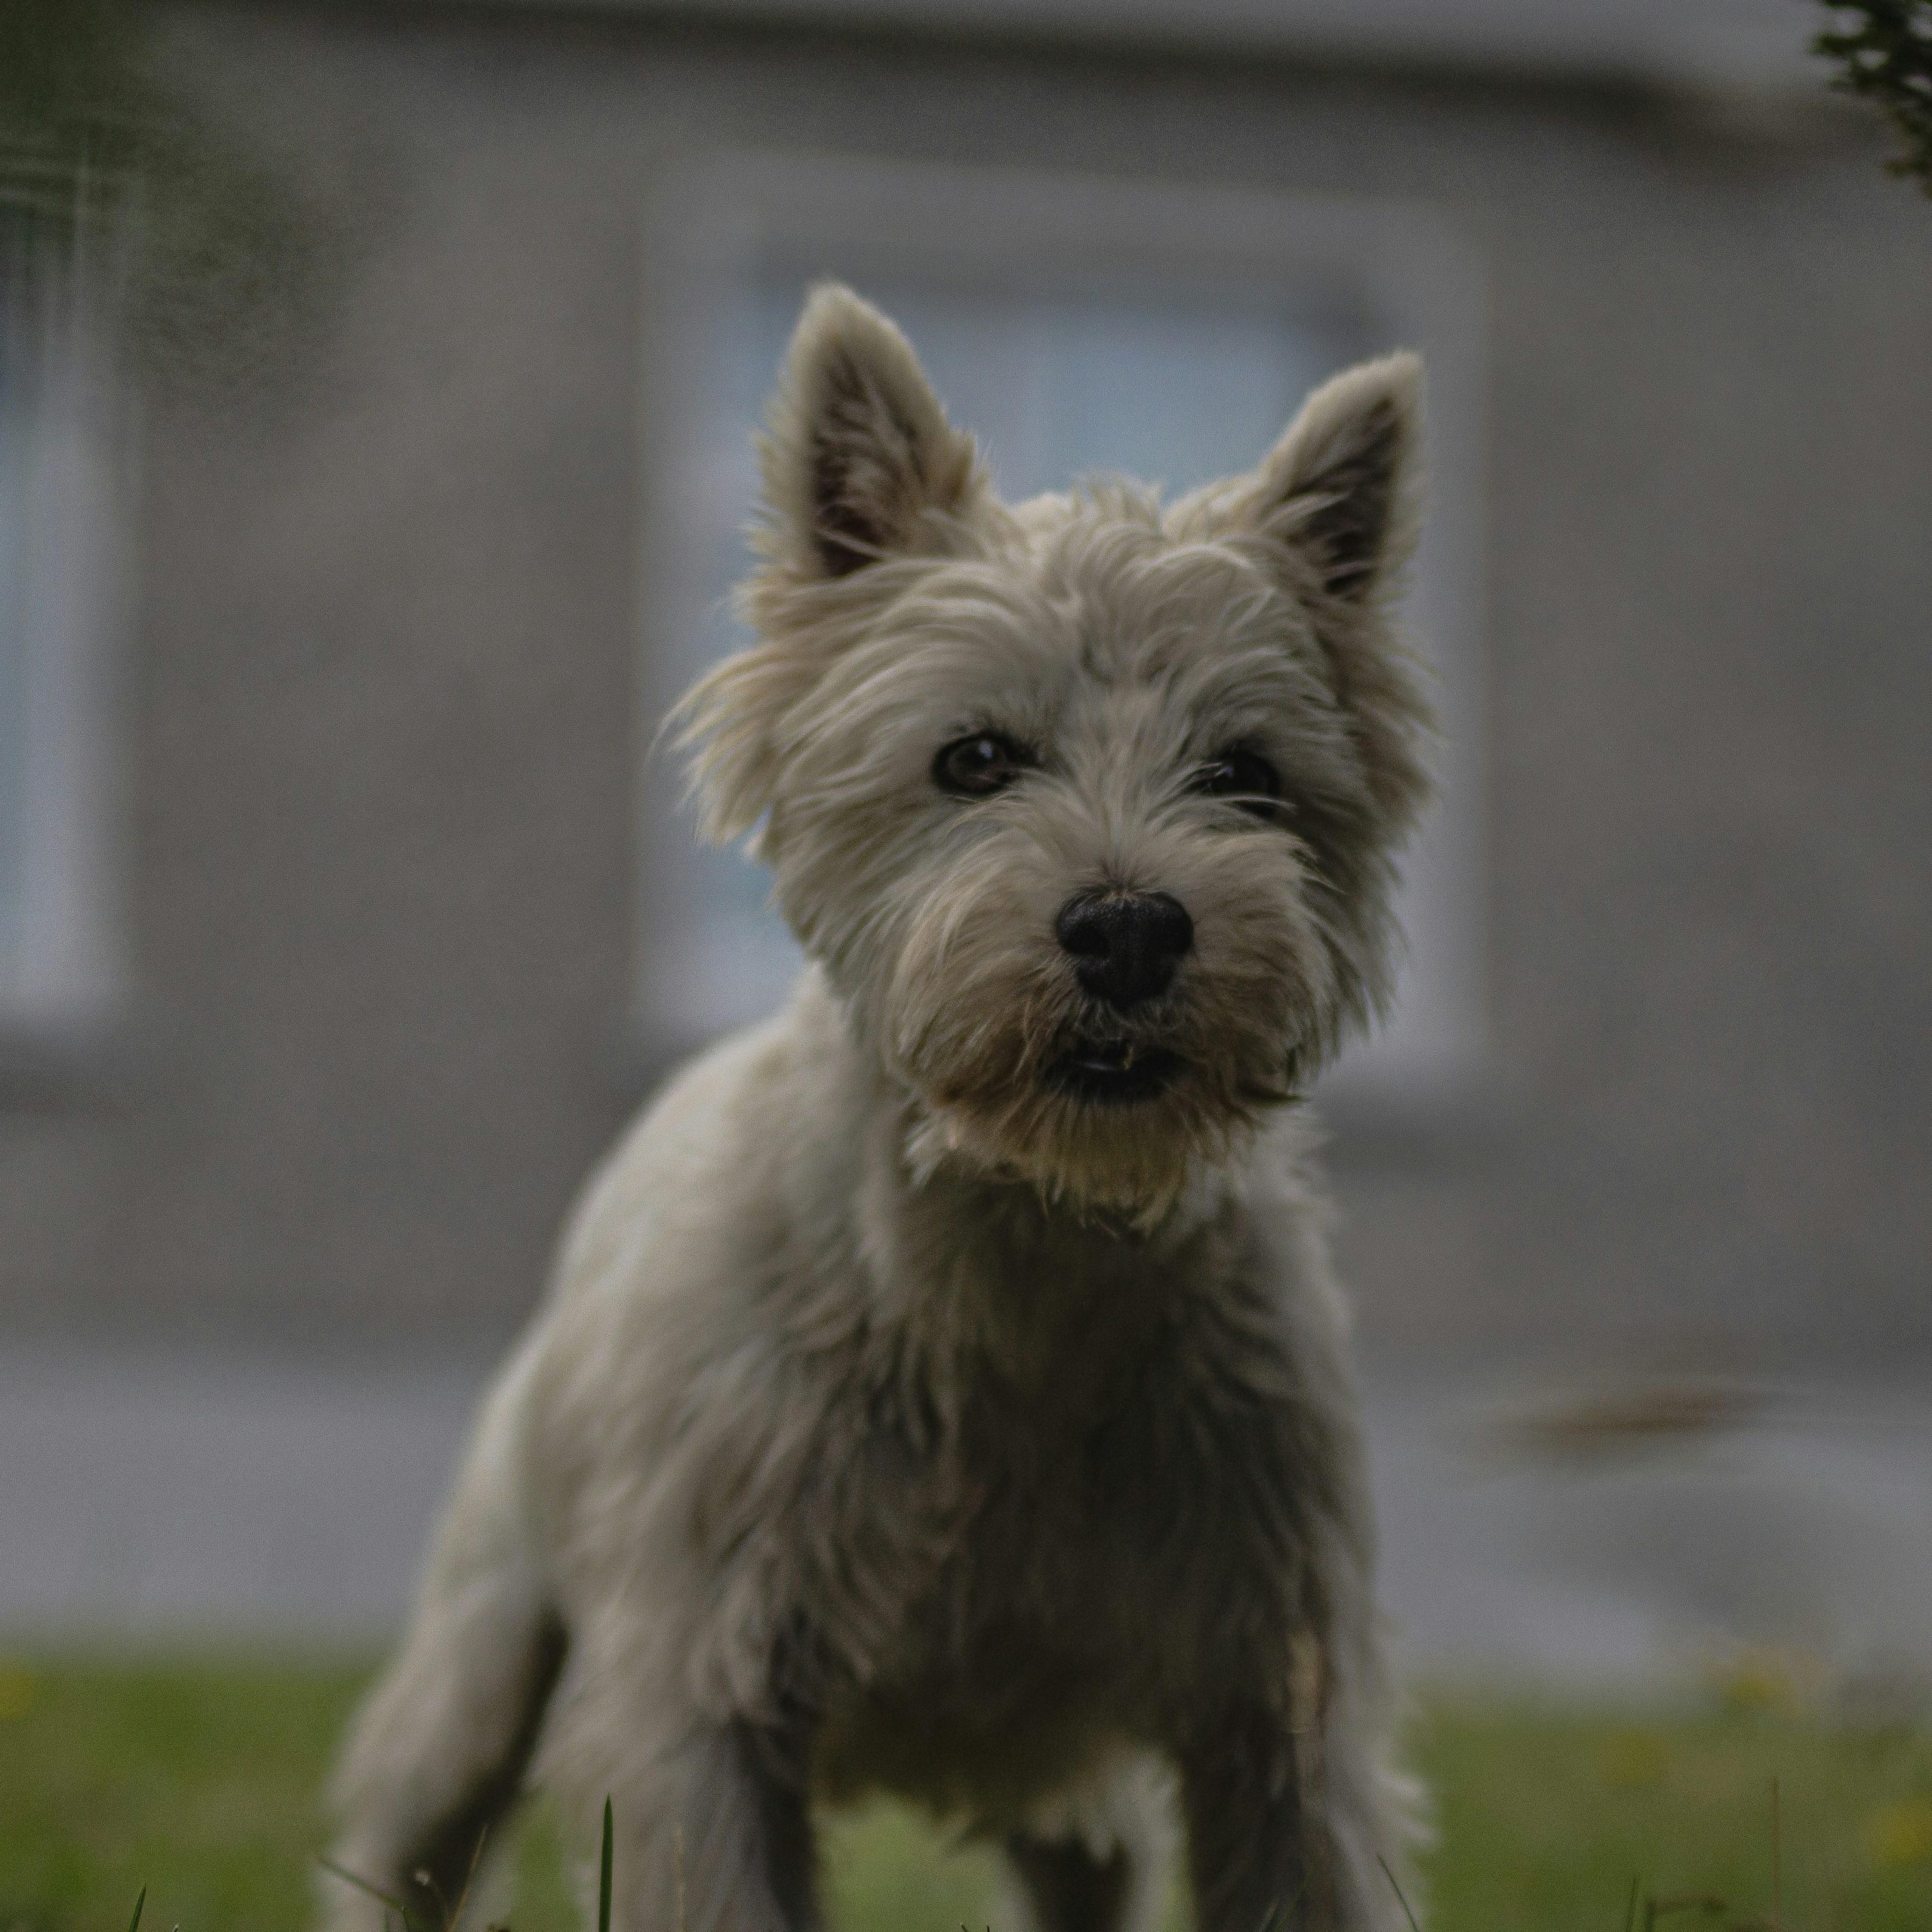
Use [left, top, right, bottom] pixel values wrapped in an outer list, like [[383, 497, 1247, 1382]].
[[1055, 891, 1194, 1011]]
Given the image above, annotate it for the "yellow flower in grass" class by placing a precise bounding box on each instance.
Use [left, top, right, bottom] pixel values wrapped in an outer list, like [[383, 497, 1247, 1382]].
[[1866, 1796, 1932, 1869], [1705, 1645, 1815, 1718], [1598, 1727, 1669, 1790], [0, 1665, 35, 1721]]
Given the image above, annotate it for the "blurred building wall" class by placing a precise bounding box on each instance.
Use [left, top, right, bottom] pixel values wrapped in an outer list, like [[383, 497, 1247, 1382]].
[[0, 0, 1926, 1369]]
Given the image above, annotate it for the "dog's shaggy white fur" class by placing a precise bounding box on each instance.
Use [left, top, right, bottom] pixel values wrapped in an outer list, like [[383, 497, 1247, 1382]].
[[323, 285, 1435, 1932]]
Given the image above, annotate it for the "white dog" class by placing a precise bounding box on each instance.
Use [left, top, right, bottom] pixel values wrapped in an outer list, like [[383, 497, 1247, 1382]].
[[324, 284, 1434, 1932]]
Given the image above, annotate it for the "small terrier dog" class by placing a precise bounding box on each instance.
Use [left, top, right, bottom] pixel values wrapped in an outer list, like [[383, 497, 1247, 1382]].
[[325, 285, 1433, 1932]]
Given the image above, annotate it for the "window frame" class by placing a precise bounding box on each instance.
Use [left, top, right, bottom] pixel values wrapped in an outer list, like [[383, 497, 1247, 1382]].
[[632, 152, 1487, 1117]]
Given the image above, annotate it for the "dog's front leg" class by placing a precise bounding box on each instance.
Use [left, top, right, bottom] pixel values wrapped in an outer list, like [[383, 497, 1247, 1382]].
[[1179, 1691, 1333, 1932], [720, 1712, 820, 1932], [546, 1672, 819, 1932]]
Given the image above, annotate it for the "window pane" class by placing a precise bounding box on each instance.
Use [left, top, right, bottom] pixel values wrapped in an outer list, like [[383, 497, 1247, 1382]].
[[0, 217, 40, 966], [0, 212, 121, 1029]]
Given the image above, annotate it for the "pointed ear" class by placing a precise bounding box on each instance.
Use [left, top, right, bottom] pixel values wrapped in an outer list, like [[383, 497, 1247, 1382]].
[[759, 283, 981, 580], [1239, 352, 1422, 601]]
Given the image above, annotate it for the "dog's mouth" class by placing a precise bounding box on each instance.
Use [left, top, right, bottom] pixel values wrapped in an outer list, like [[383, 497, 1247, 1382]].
[[1048, 1037, 1183, 1106]]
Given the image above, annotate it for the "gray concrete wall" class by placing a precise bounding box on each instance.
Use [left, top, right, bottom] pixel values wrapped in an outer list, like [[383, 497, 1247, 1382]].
[[2, 2, 1927, 1368]]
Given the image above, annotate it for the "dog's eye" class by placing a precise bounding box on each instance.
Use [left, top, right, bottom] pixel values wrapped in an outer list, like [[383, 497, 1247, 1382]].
[[1193, 749, 1285, 819], [934, 733, 1029, 798]]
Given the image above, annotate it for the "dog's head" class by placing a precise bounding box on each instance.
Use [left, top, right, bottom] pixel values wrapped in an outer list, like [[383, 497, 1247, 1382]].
[[679, 285, 1432, 1215]]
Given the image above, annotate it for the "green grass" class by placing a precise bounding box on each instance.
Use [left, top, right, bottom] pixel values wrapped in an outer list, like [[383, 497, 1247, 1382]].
[[0, 1658, 1928, 1932]]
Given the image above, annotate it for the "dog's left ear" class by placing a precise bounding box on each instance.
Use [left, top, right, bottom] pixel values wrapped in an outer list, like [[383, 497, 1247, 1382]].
[[1235, 351, 1422, 602], [1183, 350, 1433, 1031], [758, 283, 983, 580]]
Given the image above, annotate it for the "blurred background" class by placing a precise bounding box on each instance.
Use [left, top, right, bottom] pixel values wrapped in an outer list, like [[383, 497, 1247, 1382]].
[[1, 0, 1929, 1717]]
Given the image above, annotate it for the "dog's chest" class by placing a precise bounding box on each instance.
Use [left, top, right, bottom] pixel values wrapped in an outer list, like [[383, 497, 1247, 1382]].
[[810, 1372, 1186, 1811], [815, 1264, 1311, 1767]]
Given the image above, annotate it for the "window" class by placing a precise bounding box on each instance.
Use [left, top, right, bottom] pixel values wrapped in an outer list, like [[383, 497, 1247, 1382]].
[[0, 207, 122, 1047], [636, 156, 1485, 1112]]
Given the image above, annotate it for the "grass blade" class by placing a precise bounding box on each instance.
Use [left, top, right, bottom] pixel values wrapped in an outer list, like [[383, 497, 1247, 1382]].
[[1770, 1776, 1782, 1931], [598, 1797, 614, 1932], [318, 1856, 425, 1932], [445, 1825, 489, 1932], [1377, 1854, 1423, 1932], [128, 1887, 146, 1932]]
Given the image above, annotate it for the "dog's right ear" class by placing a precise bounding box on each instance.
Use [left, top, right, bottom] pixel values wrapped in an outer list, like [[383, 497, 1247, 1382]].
[[677, 288, 983, 845], [758, 284, 981, 580]]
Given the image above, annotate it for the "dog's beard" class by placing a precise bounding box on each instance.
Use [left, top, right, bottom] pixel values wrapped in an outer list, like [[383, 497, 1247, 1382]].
[[900, 1051, 1265, 1226], [877, 855, 1331, 1223]]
